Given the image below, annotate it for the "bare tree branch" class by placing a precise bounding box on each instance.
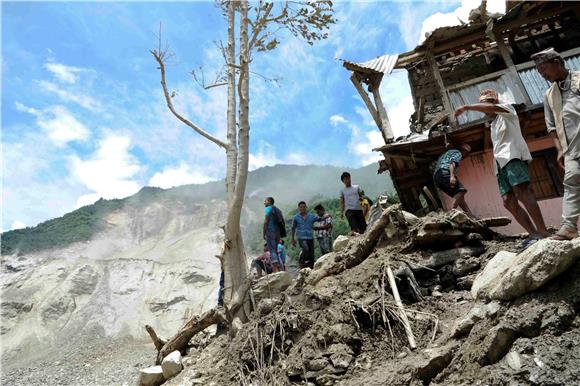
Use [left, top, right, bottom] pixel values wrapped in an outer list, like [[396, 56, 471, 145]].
[[151, 49, 228, 149]]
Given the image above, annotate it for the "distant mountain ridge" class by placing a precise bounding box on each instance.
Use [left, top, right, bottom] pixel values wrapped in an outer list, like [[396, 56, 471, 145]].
[[2, 163, 393, 256]]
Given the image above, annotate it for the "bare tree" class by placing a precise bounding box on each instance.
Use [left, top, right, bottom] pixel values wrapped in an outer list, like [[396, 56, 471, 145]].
[[150, 0, 335, 336]]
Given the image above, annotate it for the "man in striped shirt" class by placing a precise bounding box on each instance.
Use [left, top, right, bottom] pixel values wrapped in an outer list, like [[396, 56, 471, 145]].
[[433, 143, 473, 216]]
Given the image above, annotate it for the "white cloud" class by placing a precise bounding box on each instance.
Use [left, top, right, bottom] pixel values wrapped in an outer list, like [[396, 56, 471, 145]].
[[249, 141, 282, 171], [329, 114, 347, 127], [329, 114, 384, 166], [285, 152, 310, 166], [379, 71, 415, 138], [148, 162, 215, 188], [44, 62, 87, 84], [11, 220, 27, 230], [38, 80, 100, 111], [248, 141, 312, 170], [350, 128, 384, 166], [16, 103, 90, 146], [70, 134, 142, 207], [15, 102, 40, 116]]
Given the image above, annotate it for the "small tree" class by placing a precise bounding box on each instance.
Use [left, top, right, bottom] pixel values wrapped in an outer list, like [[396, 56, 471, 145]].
[[151, 0, 335, 328]]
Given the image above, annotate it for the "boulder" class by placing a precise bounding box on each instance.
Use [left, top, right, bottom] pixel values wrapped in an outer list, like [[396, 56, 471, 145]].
[[313, 252, 336, 271], [471, 251, 516, 299], [161, 350, 182, 379], [450, 305, 486, 338], [325, 343, 354, 369], [504, 350, 522, 371], [475, 239, 580, 300], [332, 235, 350, 252], [139, 365, 165, 386], [450, 301, 502, 338], [415, 341, 458, 383], [252, 272, 293, 301]]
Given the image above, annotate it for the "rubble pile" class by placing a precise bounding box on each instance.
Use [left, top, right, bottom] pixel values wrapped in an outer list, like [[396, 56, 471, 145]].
[[149, 207, 580, 386]]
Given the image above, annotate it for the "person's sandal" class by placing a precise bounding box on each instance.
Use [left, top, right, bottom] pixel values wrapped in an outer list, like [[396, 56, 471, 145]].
[[551, 232, 577, 241]]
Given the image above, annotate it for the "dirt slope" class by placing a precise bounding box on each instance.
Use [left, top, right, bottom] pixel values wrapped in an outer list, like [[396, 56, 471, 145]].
[[160, 210, 580, 386]]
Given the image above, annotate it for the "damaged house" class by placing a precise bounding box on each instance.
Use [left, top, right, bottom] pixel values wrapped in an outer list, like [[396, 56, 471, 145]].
[[344, 1, 580, 234]]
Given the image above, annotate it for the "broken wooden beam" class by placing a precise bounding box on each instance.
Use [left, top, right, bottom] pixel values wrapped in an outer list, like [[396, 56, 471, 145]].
[[481, 217, 511, 228], [306, 205, 404, 286], [386, 264, 417, 350], [153, 308, 227, 364]]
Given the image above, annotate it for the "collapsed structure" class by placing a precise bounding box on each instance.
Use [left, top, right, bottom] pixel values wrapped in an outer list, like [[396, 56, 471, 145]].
[[344, 1, 580, 234]]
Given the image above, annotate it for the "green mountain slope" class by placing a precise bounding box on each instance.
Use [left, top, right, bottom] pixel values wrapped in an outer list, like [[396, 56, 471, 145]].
[[2, 164, 393, 255]]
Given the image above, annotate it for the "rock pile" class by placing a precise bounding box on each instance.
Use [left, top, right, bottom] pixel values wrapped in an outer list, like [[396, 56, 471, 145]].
[[144, 207, 580, 386]]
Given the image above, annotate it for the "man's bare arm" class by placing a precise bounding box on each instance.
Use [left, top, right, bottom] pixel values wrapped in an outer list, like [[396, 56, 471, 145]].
[[549, 130, 565, 169], [455, 103, 510, 117]]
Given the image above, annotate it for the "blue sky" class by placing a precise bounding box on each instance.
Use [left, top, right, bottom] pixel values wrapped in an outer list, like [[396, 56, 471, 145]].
[[1, 0, 505, 230]]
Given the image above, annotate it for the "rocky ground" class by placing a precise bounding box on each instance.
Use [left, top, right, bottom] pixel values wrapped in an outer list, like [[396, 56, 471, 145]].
[[4, 207, 580, 386], [153, 208, 580, 386], [1, 330, 153, 386]]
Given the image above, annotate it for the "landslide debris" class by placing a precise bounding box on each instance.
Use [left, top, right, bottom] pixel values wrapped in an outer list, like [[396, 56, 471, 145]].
[[149, 207, 580, 386]]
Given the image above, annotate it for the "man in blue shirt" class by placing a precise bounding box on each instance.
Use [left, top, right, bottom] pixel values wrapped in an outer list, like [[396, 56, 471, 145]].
[[291, 201, 321, 269], [433, 143, 473, 216], [263, 197, 281, 273]]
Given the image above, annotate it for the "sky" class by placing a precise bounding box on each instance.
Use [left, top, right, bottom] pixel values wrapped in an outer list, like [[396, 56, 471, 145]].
[[1, 0, 506, 231]]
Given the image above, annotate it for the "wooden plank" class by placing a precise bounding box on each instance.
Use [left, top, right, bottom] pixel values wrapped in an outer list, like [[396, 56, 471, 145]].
[[370, 75, 395, 141], [488, 24, 532, 104], [417, 97, 425, 124], [350, 73, 386, 142], [425, 50, 454, 123], [495, 3, 579, 33], [385, 153, 431, 163]]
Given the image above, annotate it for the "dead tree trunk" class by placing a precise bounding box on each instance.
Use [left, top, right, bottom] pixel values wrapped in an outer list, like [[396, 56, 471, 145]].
[[306, 205, 404, 286], [155, 309, 226, 364]]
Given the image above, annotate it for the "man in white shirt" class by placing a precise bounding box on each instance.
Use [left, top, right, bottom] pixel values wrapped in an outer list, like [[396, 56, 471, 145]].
[[532, 48, 580, 240], [455, 89, 550, 239], [339, 172, 367, 234]]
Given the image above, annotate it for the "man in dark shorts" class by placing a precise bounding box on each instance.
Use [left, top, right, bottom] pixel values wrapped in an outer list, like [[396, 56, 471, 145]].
[[339, 172, 367, 234], [455, 89, 550, 239], [433, 143, 473, 216]]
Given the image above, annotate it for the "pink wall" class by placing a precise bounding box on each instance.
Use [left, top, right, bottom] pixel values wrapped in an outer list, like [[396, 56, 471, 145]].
[[438, 138, 563, 235]]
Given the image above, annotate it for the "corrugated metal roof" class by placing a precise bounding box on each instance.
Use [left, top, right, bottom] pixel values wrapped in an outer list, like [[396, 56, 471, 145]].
[[342, 54, 399, 75], [518, 55, 580, 104]]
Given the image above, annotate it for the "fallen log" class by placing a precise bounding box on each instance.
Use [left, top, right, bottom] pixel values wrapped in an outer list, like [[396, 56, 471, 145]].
[[481, 216, 511, 228], [147, 279, 251, 364], [148, 308, 227, 364], [306, 205, 404, 286]]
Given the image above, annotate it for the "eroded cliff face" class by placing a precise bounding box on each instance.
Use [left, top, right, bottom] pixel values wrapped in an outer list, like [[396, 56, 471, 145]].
[[1, 198, 227, 359]]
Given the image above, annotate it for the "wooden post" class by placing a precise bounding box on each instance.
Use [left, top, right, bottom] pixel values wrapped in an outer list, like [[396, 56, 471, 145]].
[[417, 97, 425, 126], [370, 74, 395, 141], [350, 74, 382, 129], [386, 264, 417, 350], [487, 25, 532, 104], [425, 51, 454, 123]]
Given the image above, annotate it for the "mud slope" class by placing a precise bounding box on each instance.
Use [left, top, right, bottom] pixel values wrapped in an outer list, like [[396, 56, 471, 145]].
[[162, 210, 580, 386]]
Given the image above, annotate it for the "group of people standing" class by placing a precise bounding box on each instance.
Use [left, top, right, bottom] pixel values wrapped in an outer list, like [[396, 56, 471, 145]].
[[254, 172, 371, 277], [434, 47, 579, 244]]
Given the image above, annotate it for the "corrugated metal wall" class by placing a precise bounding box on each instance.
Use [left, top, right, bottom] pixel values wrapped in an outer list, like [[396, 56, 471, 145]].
[[449, 73, 528, 124], [449, 55, 580, 124]]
